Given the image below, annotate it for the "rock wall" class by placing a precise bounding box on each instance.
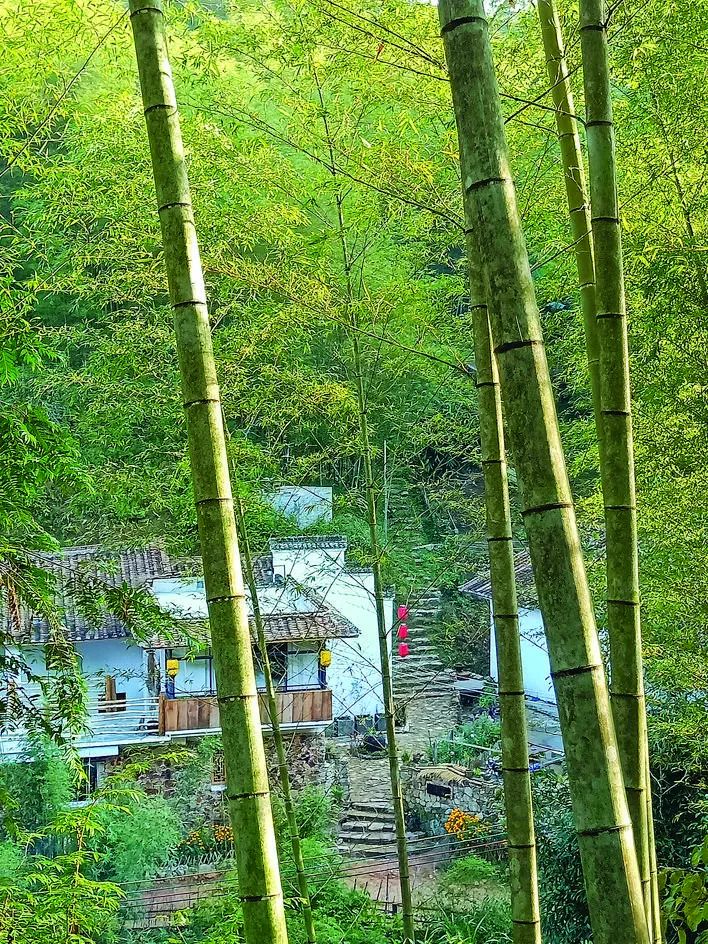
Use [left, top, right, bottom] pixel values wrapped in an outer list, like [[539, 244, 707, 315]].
[[401, 764, 500, 836]]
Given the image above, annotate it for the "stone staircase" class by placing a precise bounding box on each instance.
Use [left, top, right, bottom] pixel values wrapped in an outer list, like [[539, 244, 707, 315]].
[[337, 800, 441, 859], [393, 591, 460, 751]]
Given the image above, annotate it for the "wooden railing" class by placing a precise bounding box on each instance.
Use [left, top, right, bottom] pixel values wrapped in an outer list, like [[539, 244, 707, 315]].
[[159, 688, 333, 735]]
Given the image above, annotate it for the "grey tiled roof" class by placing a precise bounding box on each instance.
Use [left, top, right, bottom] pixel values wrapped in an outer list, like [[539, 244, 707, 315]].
[[15, 544, 357, 646], [18, 546, 176, 644], [459, 549, 534, 599], [269, 536, 347, 550], [257, 611, 358, 644]]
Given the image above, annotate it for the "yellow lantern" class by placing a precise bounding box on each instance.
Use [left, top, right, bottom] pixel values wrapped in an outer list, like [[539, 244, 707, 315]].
[[319, 649, 332, 668], [166, 658, 180, 678]]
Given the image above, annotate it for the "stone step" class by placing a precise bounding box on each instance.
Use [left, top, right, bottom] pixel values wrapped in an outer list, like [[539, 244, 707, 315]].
[[347, 808, 394, 822], [340, 819, 396, 834], [337, 834, 445, 858], [338, 828, 407, 845], [349, 800, 392, 814]]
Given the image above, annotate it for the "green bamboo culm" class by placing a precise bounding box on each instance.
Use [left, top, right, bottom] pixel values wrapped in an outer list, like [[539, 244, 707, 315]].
[[346, 314, 416, 941], [351, 328, 415, 944], [438, 2, 649, 942], [578, 0, 654, 930], [127, 4, 288, 943], [536, 0, 603, 460], [235, 500, 316, 944], [310, 61, 415, 944], [466, 243, 541, 944]]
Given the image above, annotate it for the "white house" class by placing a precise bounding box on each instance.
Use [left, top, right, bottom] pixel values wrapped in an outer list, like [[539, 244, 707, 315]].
[[0, 535, 392, 766], [460, 550, 556, 705]]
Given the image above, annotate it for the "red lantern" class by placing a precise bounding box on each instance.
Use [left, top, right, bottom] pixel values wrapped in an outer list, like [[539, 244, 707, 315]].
[[398, 642, 410, 657], [397, 624, 409, 640], [397, 605, 409, 620]]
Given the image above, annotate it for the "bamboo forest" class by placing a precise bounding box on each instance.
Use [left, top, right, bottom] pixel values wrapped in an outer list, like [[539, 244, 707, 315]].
[[1, 0, 706, 942]]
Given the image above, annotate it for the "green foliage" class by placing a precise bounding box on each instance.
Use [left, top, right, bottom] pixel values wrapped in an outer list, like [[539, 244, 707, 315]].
[[169, 737, 223, 832], [532, 771, 591, 944], [434, 592, 491, 671], [93, 788, 182, 886], [419, 897, 512, 943], [427, 716, 501, 768], [662, 835, 708, 944], [442, 853, 499, 887], [0, 741, 74, 834]]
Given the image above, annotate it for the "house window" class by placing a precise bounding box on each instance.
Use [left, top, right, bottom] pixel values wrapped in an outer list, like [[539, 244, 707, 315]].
[[212, 750, 225, 786], [75, 758, 100, 800], [166, 646, 214, 693], [255, 645, 288, 691]]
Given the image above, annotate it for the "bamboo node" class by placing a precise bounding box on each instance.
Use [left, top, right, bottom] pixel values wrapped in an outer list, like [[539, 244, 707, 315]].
[[551, 662, 603, 680], [226, 789, 271, 801], [240, 893, 282, 902], [495, 337, 542, 355], [577, 822, 630, 838], [158, 200, 192, 213], [440, 14, 487, 35], [144, 102, 177, 117], [467, 175, 508, 193], [521, 500, 572, 517], [130, 6, 163, 19], [174, 301, 208, 312]]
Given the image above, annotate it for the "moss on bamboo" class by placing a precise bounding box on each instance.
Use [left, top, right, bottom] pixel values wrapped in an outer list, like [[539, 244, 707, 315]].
[[236, 501, 317, 944], [466, 240, 541, 943], [438, 1, 649, 941], [579, 0, 654, 928], [128, 3, 287, 942], [536, 0, 602, 459]]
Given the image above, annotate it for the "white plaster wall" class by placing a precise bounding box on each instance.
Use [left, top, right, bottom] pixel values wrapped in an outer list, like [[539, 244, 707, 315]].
[[268, 486, 333, 526], [268, 546, 391, 718], [76, 639, 147, 701], [490, 605, 555, 703], [153, 542, 391, 717], [7, 640, 148, 702]]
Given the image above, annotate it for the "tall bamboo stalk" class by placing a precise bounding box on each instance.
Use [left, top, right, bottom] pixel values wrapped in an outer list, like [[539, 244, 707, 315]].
[[438, 2, 649, 942], [579, 0, 652, 925], [351, 333, 415, 944], [128, 4, 287, 942], [310, 66, 416, 944], [466, 241, 541, 943], [536, 0, 602, 457], [235, 500, 317, 944]]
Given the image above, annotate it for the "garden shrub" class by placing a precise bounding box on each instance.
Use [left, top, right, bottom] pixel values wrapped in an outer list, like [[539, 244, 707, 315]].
[[95, 787, 182, 885], [442, 853, 498, 886], [0, 740, 73, 833], [419, 896, 512, 943], [532, 770, 591, 944], [662, 832, 708, 944]]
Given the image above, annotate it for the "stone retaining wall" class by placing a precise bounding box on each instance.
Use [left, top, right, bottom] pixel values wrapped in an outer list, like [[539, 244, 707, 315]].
[[401, 764, 500, 835]]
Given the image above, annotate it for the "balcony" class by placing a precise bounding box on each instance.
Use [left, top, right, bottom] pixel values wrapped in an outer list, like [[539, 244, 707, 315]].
[[0, 697, 164, 758], [159, 687, 333, 736]]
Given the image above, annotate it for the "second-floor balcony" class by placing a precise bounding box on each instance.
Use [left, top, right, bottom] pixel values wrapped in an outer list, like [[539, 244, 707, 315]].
[[159, 686, 333, 736], [0, 686, 332, 759]]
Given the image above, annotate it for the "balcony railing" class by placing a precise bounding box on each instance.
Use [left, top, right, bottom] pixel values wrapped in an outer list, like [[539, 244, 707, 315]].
[[159, 687, 333, 735], [0, 688, 332, 756], [0, 697, 162, 756]]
